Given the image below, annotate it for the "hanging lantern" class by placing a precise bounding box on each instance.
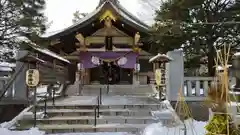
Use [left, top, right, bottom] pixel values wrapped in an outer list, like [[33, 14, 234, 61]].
[[77, 63, 84, 71], [134, 63, 140, 72]]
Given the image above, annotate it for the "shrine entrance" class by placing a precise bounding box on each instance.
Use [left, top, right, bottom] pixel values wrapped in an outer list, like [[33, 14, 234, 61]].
[[81, 51, 137, 85], [90, 61, 133, 85], [101, 61, 120, 84]]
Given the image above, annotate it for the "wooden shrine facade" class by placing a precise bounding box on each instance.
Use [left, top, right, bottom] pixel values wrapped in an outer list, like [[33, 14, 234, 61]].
[[41, 0, 154, 85]]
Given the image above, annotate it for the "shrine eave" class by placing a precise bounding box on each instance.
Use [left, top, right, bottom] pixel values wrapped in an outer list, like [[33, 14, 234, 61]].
[[41, 1, 151, 39]]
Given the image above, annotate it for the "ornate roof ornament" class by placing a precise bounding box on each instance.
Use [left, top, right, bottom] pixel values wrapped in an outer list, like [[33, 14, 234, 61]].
[[98, 0, 119, 6], [104, 17, 112, 28], [42, 0, 149, 39], [99, 10, 117, 22]]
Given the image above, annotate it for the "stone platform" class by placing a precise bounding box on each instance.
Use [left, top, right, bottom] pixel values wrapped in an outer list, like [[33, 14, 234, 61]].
[[16, 95, 174, 134]]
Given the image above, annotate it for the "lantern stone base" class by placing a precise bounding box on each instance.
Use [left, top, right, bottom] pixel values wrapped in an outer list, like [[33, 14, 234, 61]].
[[229, 91, 240, 102], [227, 102, 240, 126]]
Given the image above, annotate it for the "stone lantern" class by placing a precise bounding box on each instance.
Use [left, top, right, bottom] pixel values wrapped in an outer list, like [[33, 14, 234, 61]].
[[230, 52, 240, 102], [149, 53, 173, 100], [232, 53, 240, 91]]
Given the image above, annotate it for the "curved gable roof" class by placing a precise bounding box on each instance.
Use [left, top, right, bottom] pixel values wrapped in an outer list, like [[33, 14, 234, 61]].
[[42, 1, 150, 39]]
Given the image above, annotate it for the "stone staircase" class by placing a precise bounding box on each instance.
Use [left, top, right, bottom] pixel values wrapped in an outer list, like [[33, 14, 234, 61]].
[[15, 85, 170, 134], [17, 97, 164, 134]]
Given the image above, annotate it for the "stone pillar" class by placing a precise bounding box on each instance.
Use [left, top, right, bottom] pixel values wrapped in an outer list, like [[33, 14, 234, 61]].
[[166, 50, 184, 101], [14, 50, 29, 99], [230, 53, 240, 101]]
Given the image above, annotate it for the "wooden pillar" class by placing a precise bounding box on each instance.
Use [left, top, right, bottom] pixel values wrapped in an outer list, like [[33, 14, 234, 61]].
[[85, 69, 90, 84]]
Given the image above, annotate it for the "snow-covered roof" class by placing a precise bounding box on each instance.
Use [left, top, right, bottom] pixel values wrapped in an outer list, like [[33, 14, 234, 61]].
[[30, 45, 71, 64], [42, 0, 150, 38], [42, 3, 105, 38], [234, 52, 240, 56], [216, 65, 232, 71], [149, 53, 173, 63]]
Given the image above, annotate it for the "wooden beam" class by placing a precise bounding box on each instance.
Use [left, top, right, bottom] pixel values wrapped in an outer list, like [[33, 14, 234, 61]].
[[112, 37, 133, 45], [138, 56, 153, 59], [85, 36, 105, 45], [63, 56, 79, 60]]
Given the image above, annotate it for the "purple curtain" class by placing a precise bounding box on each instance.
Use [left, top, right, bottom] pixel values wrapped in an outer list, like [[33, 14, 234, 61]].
[[79, 52, 138, 69]]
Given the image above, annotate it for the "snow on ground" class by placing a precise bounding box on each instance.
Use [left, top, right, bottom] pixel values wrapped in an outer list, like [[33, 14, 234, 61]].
[[0, 127, 45, 135], [142, 119, 207, 135], [0, 120, 207, 135]]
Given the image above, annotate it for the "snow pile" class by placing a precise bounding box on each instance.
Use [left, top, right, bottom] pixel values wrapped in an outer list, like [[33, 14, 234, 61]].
[[142, 119, 207, 135], [0, 127, 45, 135], [0, 120, 207, 135]]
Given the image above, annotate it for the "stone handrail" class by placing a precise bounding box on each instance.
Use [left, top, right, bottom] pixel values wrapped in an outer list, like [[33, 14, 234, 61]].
[[183, 77, 235, 101], [0, 77, 14, 99], [183, 77, 213, 97]]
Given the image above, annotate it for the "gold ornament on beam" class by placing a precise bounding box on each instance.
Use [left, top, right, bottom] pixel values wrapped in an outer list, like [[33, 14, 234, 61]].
[[132, 32, 141, 53], [75, 33, 87, 52], [134, 32, 140, 45], [99, 10, 117, 22], [132, 47, 141, 53], [104, 16, 112, 28], [75, 33, 85, 45], [77, 47, 87, 52]]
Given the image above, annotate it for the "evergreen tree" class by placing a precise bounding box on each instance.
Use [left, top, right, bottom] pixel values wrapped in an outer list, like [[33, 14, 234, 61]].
[[0, 0, 46, 61], [150, 0, 240, 76]]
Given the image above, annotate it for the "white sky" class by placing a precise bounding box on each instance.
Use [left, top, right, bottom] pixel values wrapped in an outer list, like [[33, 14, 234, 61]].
[[44, 0, 155, 33]]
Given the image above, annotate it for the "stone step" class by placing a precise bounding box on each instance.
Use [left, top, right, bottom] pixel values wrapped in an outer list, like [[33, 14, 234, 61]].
[[32, 116, 156, 125], [82, 85, 154, 95], [36, 104, 162, 110], [81, 89, 152, 94], [44, 108, 152, 117], [235, 114, 240, 125], [36, 123, 148, 133], [81, 92, 150, 96]]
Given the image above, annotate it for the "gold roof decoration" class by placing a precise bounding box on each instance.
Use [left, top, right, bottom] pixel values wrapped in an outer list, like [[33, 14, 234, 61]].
[[99, 10, 117, 22]]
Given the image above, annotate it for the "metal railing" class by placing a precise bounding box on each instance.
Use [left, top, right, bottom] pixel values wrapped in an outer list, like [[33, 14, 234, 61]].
[[99, 88, 102, 105], [94, 96, 100, 130], [31, 84, 64, 127], [93, 87, 102, 130]]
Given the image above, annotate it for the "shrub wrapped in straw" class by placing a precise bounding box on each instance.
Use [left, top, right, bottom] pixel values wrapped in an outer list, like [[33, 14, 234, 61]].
[[205, 82, 239, 135]]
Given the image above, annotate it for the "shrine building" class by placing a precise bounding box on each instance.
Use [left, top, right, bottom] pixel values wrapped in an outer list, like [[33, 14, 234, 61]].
[[41, 0, 155, 85]]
